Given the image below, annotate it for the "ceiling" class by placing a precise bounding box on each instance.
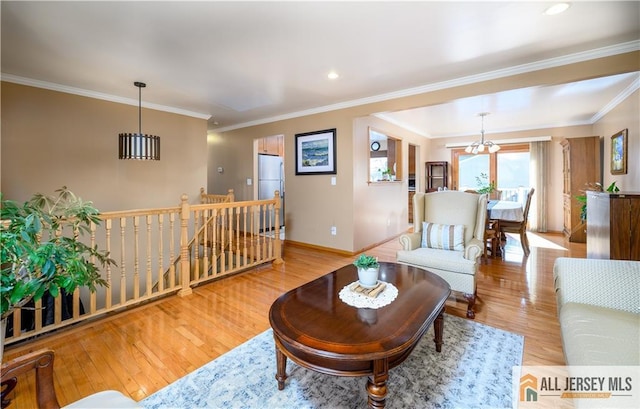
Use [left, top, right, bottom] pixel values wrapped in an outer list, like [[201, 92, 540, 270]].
[[1, 1, 639, 137]]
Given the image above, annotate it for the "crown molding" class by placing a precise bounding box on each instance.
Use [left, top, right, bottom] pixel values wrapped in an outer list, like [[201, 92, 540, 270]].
[[0, 73, 211, 120], [213, 40, 640, 133], [590, 73, 640, 123]]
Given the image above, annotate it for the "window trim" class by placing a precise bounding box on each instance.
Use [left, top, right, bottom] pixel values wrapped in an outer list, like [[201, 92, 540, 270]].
[[450, 144, 529, 191]]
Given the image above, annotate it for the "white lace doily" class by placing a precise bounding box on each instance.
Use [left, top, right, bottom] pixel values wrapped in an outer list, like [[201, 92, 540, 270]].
[[338, 281, 399, 309]]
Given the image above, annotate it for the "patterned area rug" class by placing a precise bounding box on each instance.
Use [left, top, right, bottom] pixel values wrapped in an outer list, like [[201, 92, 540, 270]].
[[141, 314, 523, 409]]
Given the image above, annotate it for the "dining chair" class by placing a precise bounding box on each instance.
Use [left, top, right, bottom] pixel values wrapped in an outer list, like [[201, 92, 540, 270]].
[[500, 187, 535, 256]]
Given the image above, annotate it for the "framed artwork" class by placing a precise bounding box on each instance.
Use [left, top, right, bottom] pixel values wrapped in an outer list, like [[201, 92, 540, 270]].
[[610, 129, 628, 175], [295, 128, 337, 175]]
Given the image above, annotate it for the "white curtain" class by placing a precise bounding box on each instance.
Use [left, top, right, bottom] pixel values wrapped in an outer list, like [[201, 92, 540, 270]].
[[529, 141, 549, 232]]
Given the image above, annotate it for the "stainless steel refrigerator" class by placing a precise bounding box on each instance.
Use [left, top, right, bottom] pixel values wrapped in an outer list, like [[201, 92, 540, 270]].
[[258, 154, 285, 230]]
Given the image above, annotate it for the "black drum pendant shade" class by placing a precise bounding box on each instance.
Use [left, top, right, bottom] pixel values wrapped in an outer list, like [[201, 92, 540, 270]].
[[119, 82, 160, 160]]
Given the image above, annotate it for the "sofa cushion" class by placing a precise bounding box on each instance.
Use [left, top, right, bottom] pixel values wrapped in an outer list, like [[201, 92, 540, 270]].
[[559, 302, 640, 366], [421, 222, 465, 251], [554, 257, 640, 314], [396, 247, 476, 276]]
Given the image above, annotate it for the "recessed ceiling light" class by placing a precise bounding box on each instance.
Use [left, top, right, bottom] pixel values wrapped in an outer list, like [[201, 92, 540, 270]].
[[544, 2, 570, 15], [327, 71, 339, 80]]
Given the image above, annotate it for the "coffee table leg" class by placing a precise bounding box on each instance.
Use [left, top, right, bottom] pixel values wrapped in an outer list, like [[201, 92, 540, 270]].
[[275, 347, 287, 390], [366, 359, 388, 408], [433, 307, 445, 352]]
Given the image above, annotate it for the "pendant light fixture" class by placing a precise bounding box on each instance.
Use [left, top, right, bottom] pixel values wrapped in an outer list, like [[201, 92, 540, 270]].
[[464, 112, 500, 154], [119, 82, 160, 160]]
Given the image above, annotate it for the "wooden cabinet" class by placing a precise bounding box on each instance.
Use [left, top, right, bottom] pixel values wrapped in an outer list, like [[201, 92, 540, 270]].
[[560, 137, 600, 242], [587, 191, 640, 260], [259, 135, 283, 156], [425, 161, 448, 192]]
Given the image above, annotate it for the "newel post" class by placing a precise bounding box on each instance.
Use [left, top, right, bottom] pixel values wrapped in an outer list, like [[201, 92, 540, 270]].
[[227, 188, 235, 202], [177, 194, 193, 297], [273, 190, 284, 265]]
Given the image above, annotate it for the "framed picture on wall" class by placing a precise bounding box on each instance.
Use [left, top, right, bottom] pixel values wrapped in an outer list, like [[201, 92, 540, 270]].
[[295, 128, 337, 175], [610, 129, 628, 175]]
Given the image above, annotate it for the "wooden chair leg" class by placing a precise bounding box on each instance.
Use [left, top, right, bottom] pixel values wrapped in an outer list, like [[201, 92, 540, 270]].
[[520, 230, 530, 256], [464, 293, 476, 319]]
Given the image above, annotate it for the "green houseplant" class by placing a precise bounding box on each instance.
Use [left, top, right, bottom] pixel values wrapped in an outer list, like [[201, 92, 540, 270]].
[[576, 181, 620, 222], [1, 187, 113, 327], [353, 254, 380, 286], [475, 172, 496, 195]]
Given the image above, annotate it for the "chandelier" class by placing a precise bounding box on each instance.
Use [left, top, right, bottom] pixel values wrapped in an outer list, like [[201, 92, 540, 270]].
[[464, 112, 500, 154], [118, 82, 161, 160]]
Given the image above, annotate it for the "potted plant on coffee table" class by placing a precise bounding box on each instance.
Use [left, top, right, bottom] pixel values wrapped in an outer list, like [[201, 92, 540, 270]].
[[353, 254, 380, 287], [1, 187, 114, 359]]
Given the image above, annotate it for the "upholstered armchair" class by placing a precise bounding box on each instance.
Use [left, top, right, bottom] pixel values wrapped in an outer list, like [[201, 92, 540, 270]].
[[396, 191, 487, 318]]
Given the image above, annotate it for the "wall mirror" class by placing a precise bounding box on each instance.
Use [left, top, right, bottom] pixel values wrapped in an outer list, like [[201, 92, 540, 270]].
[[369, 128, 402, 183]]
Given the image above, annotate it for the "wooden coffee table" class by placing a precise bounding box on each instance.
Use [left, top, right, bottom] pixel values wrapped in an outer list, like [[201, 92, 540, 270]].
[[269, 262, 451, 408]]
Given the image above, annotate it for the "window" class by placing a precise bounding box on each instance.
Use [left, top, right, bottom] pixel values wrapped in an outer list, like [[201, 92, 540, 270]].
[[452, 144, 530, 202], [369, 128, 402, 183]]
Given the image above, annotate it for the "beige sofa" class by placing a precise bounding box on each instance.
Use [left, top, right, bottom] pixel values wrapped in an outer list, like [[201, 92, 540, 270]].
[[553, 257, 640, 365]]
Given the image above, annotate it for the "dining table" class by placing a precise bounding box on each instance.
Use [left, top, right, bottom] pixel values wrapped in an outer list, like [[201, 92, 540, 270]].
[[488, 200, 524, 222]]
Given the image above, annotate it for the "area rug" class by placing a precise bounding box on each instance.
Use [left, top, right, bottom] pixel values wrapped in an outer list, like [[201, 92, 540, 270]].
[[141, 314, 523, 409]]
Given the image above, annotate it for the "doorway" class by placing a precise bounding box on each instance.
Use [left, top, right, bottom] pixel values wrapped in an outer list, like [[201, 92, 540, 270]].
[[255, 135, 285, 238], [408, 144, 418, 223]]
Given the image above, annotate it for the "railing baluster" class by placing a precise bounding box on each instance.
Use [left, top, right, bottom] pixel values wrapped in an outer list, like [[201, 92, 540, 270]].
[[220, 208, 227, 274], [193, 209, 201, 281], [88, 222, 97, 314], [120, 217, 127, 305], [106, 219, 112, 309], [133, 216, 140, 300], [146, 215, 153, 297], [202, 208, 209, 278], [178, 194, 192, 297], [169, 213, 176, 288], [157, 214, 164, 292]]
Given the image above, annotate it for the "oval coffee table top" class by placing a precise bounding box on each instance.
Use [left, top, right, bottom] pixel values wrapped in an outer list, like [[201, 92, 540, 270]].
[[269, 262, 450, 360]]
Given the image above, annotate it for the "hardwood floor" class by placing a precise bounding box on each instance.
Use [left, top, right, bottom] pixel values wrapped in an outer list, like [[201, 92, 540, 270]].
[[2, 232, 585, 408]]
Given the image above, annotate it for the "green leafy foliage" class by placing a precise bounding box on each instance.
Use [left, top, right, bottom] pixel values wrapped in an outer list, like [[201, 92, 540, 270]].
[[1, 187, 114, 319], [576, 181, 620, 222], [475, 172, 496, 194], [353, 254, 379, 269], [606, 181, 620, 193]]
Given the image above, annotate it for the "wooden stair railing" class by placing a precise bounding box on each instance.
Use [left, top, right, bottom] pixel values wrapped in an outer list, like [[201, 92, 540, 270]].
[[153, 189, 235, 291], [2, 189, 282, 346]]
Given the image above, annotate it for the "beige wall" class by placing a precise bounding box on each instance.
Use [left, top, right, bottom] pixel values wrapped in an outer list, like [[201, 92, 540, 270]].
[[352, 116, 429, 252], [209, 112, 353, 252], [1, 82, 208, 211], [593, 89, 640, 191]]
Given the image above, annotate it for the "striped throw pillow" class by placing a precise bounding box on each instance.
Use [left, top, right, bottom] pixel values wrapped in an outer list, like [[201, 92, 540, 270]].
[[421, 222, 465, 251]]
